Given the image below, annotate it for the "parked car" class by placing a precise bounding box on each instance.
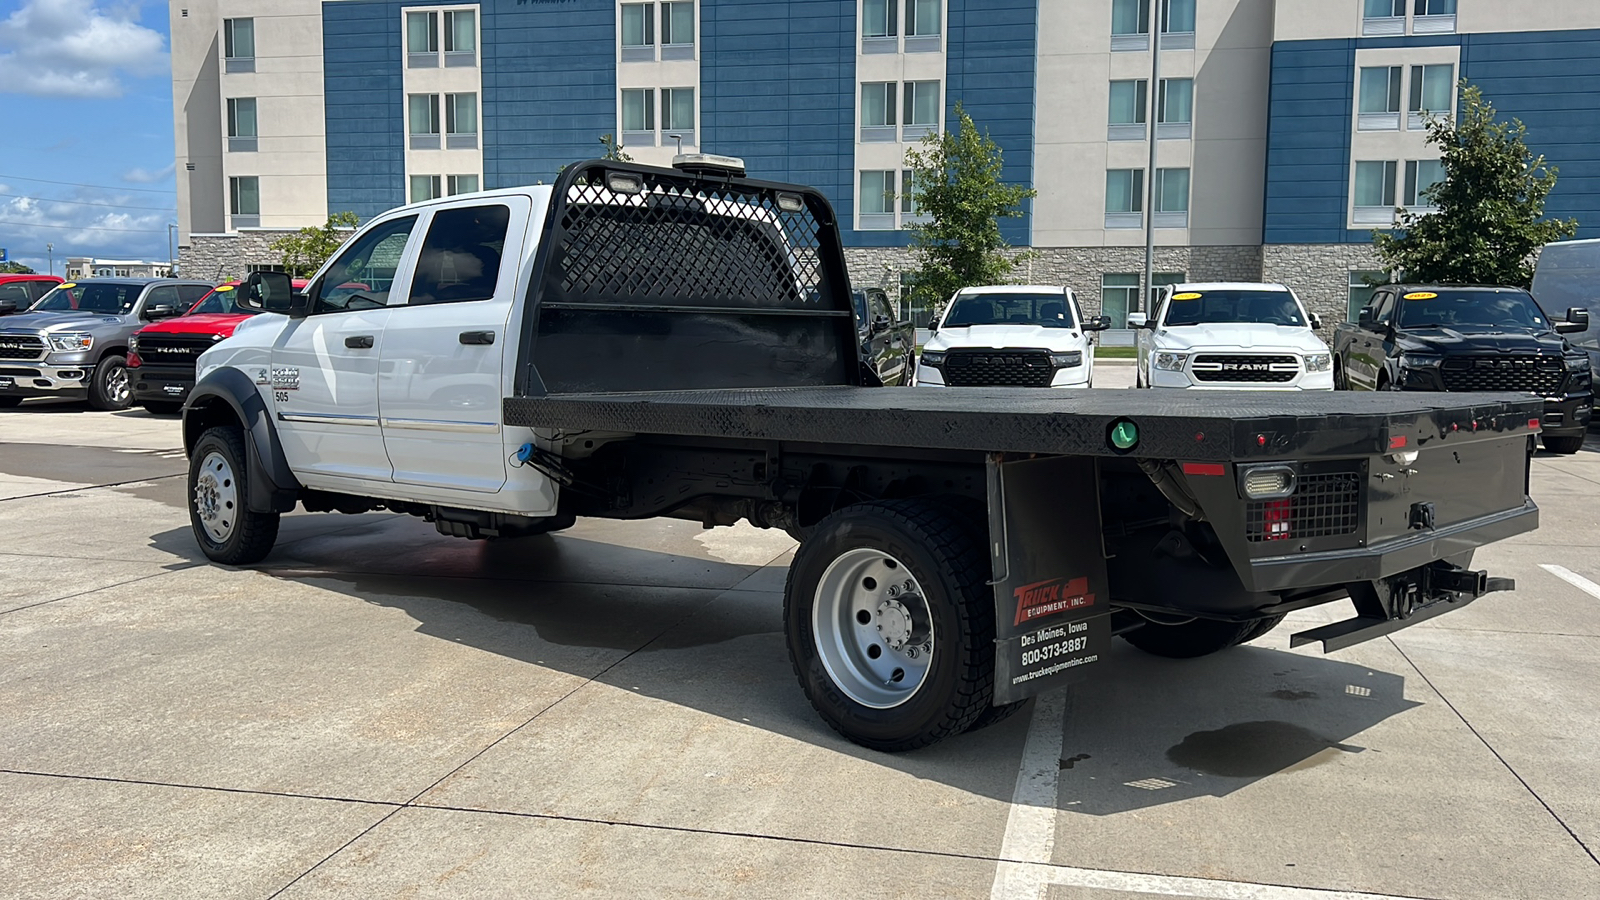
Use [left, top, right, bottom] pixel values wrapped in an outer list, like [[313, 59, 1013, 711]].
[[1129, 282, 1333, 391], [0, 274, 64, 315], [0, 278, 213, 409], [129, 279, 306, 415], [852, 286, 913, 386], [1332, 284, 1592, 454], [914, 285, 1108, 388], [1532, 238, 1600, 382]]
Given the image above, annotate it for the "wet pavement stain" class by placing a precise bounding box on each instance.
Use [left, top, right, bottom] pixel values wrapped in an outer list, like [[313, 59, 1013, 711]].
[[1269, 689, 1319, 701], [1059, 753, 1091, 770], [1166, 721, 1362, 777]]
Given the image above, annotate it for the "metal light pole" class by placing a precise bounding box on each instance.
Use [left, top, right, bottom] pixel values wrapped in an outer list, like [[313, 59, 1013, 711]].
[[1141, 0, 1164, 314], [167, 224, 176, 275], [46, 243, 53, 277]]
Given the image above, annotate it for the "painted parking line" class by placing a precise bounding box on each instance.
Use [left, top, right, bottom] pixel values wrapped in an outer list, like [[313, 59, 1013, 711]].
[[989, 691, 1434, 900], [1540, 564, 1600, 600]]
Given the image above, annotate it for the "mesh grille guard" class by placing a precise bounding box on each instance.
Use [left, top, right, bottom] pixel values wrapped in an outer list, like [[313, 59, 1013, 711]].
[[515, 160, 858, 397]]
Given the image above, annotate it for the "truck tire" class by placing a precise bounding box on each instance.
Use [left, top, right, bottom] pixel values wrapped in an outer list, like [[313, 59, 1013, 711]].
[[1542, 434, 1586, 454], [188, 426, 280, 565], [142, 401, 184, 416], [1236, 614, 1286, 645], [784, 498, 997, 752], [87, 354, 133, 411], [1121, 615, 1272, 659]]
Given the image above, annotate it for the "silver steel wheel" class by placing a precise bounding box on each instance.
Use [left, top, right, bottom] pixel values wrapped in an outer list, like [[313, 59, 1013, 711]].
[[194, 451, 239, 544], [812, 548, 935, 709], [105, 364, 130, 404]]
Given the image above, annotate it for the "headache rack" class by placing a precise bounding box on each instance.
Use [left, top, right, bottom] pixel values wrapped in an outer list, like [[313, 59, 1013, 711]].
[[514, 160, 861, 397]]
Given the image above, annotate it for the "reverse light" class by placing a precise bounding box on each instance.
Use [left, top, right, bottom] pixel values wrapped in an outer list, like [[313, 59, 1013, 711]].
[[1240, 465, 1296, 500], [1153, 351, 1186, 372], [1049, 351, 1083, 368], [1304, 352, 1332, 373], [49, 332, 93, 352], [919, 350, 946, 368]]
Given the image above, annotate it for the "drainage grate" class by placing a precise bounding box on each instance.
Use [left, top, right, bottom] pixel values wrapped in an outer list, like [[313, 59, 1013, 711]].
[[1246, 471, 1361, 542]]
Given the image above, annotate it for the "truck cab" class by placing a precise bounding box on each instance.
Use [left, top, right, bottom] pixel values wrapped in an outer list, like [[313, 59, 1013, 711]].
[[0, 274, 63, 315], [914, 285, 1108, 388], [1129, 282, 1333, 390]]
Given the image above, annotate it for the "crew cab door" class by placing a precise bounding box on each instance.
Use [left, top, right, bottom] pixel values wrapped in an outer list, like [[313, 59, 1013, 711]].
[[272, 213, 422, 483], [1346, 288, 1396, 390], [377, 197, 527, 494]]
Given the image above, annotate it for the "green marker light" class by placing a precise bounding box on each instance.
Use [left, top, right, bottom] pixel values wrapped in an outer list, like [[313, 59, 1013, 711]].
[[1110, 419, 1139, 451]]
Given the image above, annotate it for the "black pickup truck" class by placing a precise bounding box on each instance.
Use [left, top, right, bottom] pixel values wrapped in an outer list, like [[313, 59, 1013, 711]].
[[190, 161, 1542, 751], [1333, 284, 1592, 453]]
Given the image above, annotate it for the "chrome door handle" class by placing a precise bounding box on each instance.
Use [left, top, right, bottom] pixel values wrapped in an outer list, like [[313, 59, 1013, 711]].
[[345, 335, 374, 349]]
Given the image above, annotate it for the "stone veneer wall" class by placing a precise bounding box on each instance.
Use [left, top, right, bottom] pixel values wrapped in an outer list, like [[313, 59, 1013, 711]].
[[843, 245, 1265, 317], [1261, 243, 1385, 325], [179, 231, 300, 283]]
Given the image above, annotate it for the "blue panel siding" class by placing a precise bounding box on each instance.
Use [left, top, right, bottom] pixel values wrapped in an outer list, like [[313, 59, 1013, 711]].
[[323, 1, 406, 219], [481, 0, 615, 188], [1266, 29, 1600, 244], [948, 0, 1036, 248]]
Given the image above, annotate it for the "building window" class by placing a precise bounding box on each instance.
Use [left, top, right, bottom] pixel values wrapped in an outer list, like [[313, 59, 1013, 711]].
[[621, 88, 656, 145], [1111, 0, 1149, 51], [662, 87, 696, 146], [1362, 0, 1405, 35], [229, 176, 260, 228], [622, 2, 656, 60], [1102, 274, 1140, 327], [1105, 168, 1145, 229], [448, 174, 480, 196], [1154, 167, 1190, 228], [411, 175, 442, 203], [859, 169, 896, 229], [861, 82, 897, 142], [1354, 160, 1398, 225], [902, 81, 940, 140], [1159, 0, 1195, 49], [1348, 271, 1386, 320], [900, 170, 926, 219], [227, 98, 257, 152], [662, 1, 695, 58], [407, 11, 439, 67], [1414, 0, 1457, 33], [1404, 158, 1444, 210], [1408, 63, 1454, 128], [1108, 80, 1147, 141], [409, 94, 441, 149], [1157, 77, 1192, 139], [444, 9, 476, 66], [863, 0, 896, 38], [905, 0, 941, 51], [445, 93, 478, 149], [223, 17, 254, 72], [1357, 66, 1402, 131]]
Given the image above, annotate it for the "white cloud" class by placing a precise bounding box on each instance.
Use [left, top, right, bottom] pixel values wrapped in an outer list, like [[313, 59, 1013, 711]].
[[0, 0, 168, 99], [0, 180, 175, 273], [122, 162, 175, 184]]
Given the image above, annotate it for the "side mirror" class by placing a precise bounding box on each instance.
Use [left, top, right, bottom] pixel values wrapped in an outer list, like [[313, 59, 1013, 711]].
[[1358, 308, 1376, 329], [871, 314, 891, 335], [245, 271, 303, 317], [1310, 313, 1324, 330], [144, 303, 180, 320], [1557, 307, 1591, 335], [0, 300, 17, 316], [1126, 312, 1148, 329], [1083, 315, 1112, 332], [928, 320, 939, 332]]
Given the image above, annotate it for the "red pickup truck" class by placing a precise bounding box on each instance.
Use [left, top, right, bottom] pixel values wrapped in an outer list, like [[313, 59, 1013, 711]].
[[129, 280, 305, 414], [0, 274, 64, 314]]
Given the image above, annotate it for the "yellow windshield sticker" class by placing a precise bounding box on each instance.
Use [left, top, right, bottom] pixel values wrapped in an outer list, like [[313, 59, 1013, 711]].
[[1172, 292, 1202, 301], [214, 285, 235, 292], [1403, 291, 1438, 300], [60, 282, 77, 289]]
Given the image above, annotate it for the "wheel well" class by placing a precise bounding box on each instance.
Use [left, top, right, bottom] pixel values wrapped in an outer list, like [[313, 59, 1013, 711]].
[[98, 345, 128, 362], [183, 396, 244, 453]]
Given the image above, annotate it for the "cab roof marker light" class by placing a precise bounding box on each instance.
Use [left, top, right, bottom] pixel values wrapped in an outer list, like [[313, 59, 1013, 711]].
[[605, 173, 643, 194], [775, 192, 804, 213]]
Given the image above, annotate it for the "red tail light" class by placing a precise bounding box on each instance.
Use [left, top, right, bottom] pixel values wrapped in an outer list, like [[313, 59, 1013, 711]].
[[1263, 498, 1292, 541]]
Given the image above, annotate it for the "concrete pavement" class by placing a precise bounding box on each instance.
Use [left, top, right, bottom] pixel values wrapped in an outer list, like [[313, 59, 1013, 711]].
[[1, 397, 1597, 899]]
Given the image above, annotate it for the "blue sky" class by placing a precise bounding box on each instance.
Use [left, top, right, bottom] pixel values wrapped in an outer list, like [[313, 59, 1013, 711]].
[[0, 0, 177, 274]]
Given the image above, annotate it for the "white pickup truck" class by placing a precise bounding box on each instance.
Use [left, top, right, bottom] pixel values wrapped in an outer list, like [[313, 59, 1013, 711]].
[[179, 159, 1537, 751], [1129, 282, 1334, 390], [913, 285, 1109, 388]]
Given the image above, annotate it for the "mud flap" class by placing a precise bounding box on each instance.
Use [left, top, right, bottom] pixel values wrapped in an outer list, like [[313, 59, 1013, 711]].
[[987, 454, 1112, 705]]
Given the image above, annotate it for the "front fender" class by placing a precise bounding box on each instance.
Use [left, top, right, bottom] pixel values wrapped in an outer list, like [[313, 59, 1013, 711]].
[[184, 367, 301, 513]]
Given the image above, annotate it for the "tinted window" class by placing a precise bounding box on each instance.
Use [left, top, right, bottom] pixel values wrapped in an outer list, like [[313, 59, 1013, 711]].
[[29, 281, 57, 301], [407, 205, 511, 305], [143, 285, 181, 313], [851, 290, 869, 324], [314, 216, 419, 312], [0, 283, 31, 305], [34, 283, 142, 314], [1161, 290, 1305, 327], [1369, 290, 1395, 325], [177, 284, 213, 305], [943, 292, 1075, 328], [1396, 288, 1548, 330], [870, 291, 895, 323], [188, 286, 257, 316]]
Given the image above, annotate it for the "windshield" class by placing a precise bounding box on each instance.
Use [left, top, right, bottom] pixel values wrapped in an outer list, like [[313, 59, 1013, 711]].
[[1395, 288, 1549, 330], [186, 286, 258, 317], [1161, 290, 1305, 327], [943, 292, 1076, 328], [31, 283, 142, 315]]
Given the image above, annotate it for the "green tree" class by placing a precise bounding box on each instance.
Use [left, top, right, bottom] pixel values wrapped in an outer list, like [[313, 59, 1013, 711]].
[[0, 261, 36, 274], [1374, 83, 1577, 287], [901, 102, 1036, 312], [271, 211, 360, 278], [598, 133, 632, 162]]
